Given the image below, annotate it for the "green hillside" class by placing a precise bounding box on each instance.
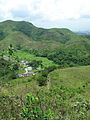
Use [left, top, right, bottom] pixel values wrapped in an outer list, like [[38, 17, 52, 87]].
[[0, 20, 90, 63], [0, 20, 89, 49], [1, 65, 90, 96], [1, 64, 90, 119], [0, 20, 90, 119], [49, 65, 90, 96], [16, 51, 58, 68]]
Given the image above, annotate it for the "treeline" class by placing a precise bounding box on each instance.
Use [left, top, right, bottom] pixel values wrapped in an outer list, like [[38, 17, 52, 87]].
[[23, 48, 90, 68]]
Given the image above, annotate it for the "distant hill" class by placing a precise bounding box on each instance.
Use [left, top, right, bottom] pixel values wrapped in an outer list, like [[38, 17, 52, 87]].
[[0, 20, 90, 58], [76, 31, 90, 35]]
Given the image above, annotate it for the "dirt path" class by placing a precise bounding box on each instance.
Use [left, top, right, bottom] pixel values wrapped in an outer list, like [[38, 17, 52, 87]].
[[47, 76, 51, 89]]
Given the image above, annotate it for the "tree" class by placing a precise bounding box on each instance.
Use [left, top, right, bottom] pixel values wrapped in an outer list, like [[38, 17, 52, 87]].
[[28, 60, 43, 69], [8, 44, 15, 59]]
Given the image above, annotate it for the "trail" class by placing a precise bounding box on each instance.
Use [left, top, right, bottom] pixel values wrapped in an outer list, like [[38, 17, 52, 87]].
[[47, 76, 51, 89]]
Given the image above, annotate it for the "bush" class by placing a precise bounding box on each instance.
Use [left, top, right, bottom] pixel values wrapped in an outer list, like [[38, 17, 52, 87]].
[[22, 93, 55, 120], [8, 71, 17, 79], [0, 30, 6, 40], [37, 74, 47, 86]]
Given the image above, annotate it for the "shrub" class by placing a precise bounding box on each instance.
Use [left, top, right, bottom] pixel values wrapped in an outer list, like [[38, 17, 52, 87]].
[[37, 75, 47, 86], [22, 93, 55, 120]]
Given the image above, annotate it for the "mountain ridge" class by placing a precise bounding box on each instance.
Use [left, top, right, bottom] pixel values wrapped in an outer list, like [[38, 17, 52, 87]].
[[0, 20, 90, 58]]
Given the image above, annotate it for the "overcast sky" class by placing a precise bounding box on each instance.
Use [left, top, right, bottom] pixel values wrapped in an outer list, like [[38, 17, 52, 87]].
[[0, 0, 90, 31]]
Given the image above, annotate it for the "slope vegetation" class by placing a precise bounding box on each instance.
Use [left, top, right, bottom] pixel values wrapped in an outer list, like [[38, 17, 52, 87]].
[[0, 20, 89, 51], [0, 65, 90, 119], [0, 20, 90, 67], [49, 65, 90, 97]]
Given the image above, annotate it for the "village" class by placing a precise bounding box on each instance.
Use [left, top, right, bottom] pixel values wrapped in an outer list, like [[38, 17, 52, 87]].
[[3, 55, 42, 78]]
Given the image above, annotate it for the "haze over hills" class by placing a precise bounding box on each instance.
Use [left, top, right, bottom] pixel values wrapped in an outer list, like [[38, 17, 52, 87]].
[[76, 31, 90, 35]]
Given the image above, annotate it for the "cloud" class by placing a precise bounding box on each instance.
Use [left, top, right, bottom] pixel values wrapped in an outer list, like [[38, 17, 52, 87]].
[[0, 0, 90, 31], [81, 15, 90, 18], [0, 0, 38, 20], [36, 0, 90, 21]]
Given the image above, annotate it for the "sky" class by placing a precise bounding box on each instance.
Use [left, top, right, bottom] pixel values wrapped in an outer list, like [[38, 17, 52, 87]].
[[0, 0, 90, 31]]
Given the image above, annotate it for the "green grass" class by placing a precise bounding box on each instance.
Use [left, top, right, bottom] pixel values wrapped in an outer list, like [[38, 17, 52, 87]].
[[1, 65, 90, 97], [0, 20, 90, 63], [0, 20, 89, 55], [0, 20, 90, 119], [0, 65, 90, 119], [15, 51, 58, 68], [49, 65, 90, 97]]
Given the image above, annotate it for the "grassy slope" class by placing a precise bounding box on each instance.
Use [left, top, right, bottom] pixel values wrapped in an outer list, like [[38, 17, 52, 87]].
[[49, 65, 90, 97], [16, 51, 58, 68], [65, 40, 90, 57], [0, 20, 90, 55], [1, 65, 90, 98], [0, 20, 62, 49], [1, 65, 90, 119], [0, 20, 90, 119]]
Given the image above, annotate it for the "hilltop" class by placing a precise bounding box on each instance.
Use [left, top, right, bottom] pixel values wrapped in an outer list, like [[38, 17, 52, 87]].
[[0, 20, 90, 68], [0, 20, 90, 50]]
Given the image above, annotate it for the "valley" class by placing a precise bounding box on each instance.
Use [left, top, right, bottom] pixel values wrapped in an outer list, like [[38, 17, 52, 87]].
[[0, 20, 90, 120]]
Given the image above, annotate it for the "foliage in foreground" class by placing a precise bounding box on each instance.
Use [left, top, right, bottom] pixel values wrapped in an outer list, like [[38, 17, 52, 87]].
[[0, 86, 90, 120], [22, 93, 54, 120]]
